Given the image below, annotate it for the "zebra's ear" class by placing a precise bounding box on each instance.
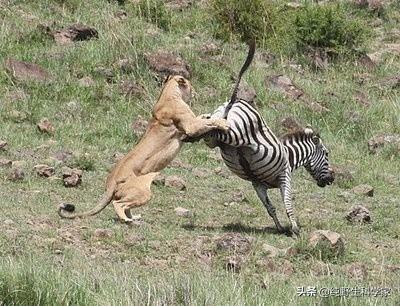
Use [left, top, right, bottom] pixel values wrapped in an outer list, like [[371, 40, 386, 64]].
[[312, 135, 320, 145]]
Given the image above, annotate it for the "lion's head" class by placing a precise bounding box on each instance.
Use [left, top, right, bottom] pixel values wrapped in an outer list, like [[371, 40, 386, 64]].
[[162, 75, 193, 102]]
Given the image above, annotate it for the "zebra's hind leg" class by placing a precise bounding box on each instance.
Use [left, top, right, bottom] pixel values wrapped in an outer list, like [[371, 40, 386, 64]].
[[279, 172, 300, 236], [252, 182, 284, 233]]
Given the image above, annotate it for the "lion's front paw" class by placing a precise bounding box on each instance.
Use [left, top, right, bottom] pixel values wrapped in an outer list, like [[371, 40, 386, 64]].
[[213, 119, 230, 131]]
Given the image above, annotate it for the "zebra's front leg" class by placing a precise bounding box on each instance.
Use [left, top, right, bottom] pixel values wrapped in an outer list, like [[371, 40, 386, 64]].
[[279, 172, 300, 236], [252, 182, 284, 233]]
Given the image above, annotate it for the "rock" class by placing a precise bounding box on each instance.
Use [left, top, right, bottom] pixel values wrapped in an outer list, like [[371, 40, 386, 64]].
[[165, 175, 186, 190], [174, 207, 191, 217], [356, 53, 377, 70], [214, 167, 230, 178], [344, 262, 368, 280], [285, 246, 300, 257], [368, 134, 400, 154], [225, 256, 241, 272], [310, 260, 332, 277], [265, 75, 329, 113], [115, 10, 128, 20], [308, 48, 328, 70], [5, 58, 50, 82], [280, 116, 302, 132], [145, 50, 191, 79], [309, 230, 345, 256], [152, 173, 166, 186], [37, 118, 55, 134], [78, 76, 95, 87], [93, 67, 114, 82], [378, 75, 400, 89], [352, 184, 374, 197], [285, 2, 303, 9], [0, 140, 7, 150], [266, 75, 304, 99], [0, 159, 12, 167], [331, 165, 354, 187], [237, 80, 256, 103], [116, 59, 135, 74], [34, 164, 55, 177], [346, 205, 371, 223], [231, 190, 247, 203], [263, 243, 283, 257], [4, 219, 15, 226], [120, 80, 146, 98], [345, 111, 362, 124], [165, 0, 193, 10], [8, 167, 25, 181], [131, 116, 148, 136], [215, 233, 251, 255], [93, 228, 112, 239], [193, 168, 212, 178], [199, 42, 221, 56], [354, 90, 371, 107], [258, 258, 295, 277], [52, 24, 98, 45], [7, 110, 28, 122], [62, 167, 83, 187], [168, 158, 192, 170], [53, 150, 73, 163]]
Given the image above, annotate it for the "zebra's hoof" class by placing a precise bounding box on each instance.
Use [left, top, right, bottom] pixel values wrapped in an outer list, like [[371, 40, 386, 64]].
[[291, 226, 300, 237]]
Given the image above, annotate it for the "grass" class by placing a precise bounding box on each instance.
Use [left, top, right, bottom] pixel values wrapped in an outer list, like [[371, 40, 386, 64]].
[[0, 0, 400, 305]]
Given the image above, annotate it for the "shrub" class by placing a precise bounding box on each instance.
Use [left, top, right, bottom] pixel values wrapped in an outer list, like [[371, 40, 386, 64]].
[[293, 3, 370, 57], [134, 0, 171, 31], [210, 0, 370, 59], [209, 0, 285, 43]]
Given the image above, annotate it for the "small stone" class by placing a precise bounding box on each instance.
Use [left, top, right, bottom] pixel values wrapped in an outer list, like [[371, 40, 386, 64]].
[[231, 190, 247, 203], [215, 233, 251, 254], [225, 256, 241, 272], [352, 184, 374, 197], [34, 164, 55, 177], [131, 116, 148, 136], [0, 140, 7, 150], [169, 158, 192, 170], [5, 58, 50, 82], [120, 80, 146, 97], [174, 207, 191, 217], [331, 165, 354, 187], [0, 159, 12, 167], [309, 230, 345, 256], [8, 110, 28, 122], [152, 173, 166, 186], [368, 134, 400, 154], [37, 118, 55, 134], [165, 176, 186, 190], [4, 219, 15, 226], [280, 116, 302, 132], [344, 262, 368, 280], [62, 166, 83, 187], [78, 76, 95, 87], [52, 24, 98, 45], [8, 167, 25, 181], [193, 168, 211, 178], [263, 243, 283, 257], [93, 228, 113, 239], [346, 205, 371, 223], [145, 50, 191, 79]]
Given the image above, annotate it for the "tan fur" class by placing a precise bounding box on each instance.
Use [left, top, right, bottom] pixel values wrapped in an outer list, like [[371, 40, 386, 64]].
[[58, 75, 229, 222]]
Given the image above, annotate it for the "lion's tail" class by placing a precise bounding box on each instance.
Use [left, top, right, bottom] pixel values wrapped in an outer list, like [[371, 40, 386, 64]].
[[58, 189, 114, 219]]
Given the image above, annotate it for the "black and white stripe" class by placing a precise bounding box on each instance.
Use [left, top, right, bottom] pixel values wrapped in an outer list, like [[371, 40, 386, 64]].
[[205, 100, 334, 235]]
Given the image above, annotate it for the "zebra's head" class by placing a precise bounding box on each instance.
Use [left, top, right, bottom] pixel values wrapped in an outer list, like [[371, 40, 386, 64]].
[[303, 128, 334, 188]]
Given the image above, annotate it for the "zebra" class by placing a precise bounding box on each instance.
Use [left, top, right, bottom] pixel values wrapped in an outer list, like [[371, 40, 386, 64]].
[[202, 100, 334, 235]]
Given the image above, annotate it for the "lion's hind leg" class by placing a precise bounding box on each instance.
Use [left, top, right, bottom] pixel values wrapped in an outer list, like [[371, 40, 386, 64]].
[[113, 172, 159, 223]]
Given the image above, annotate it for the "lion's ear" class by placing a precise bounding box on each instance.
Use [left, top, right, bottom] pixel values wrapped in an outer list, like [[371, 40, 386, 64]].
[[177, 77, 187, 86]]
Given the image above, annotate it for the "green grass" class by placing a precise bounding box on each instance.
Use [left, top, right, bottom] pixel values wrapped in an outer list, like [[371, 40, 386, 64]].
[[0, 0, 400, 305]]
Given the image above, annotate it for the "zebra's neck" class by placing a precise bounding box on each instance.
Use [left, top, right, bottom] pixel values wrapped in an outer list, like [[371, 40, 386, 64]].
[[282, 136, 315, 172]]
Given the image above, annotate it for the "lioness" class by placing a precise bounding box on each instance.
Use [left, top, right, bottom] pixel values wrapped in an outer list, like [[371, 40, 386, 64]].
[[58, 75, 229, 222]]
